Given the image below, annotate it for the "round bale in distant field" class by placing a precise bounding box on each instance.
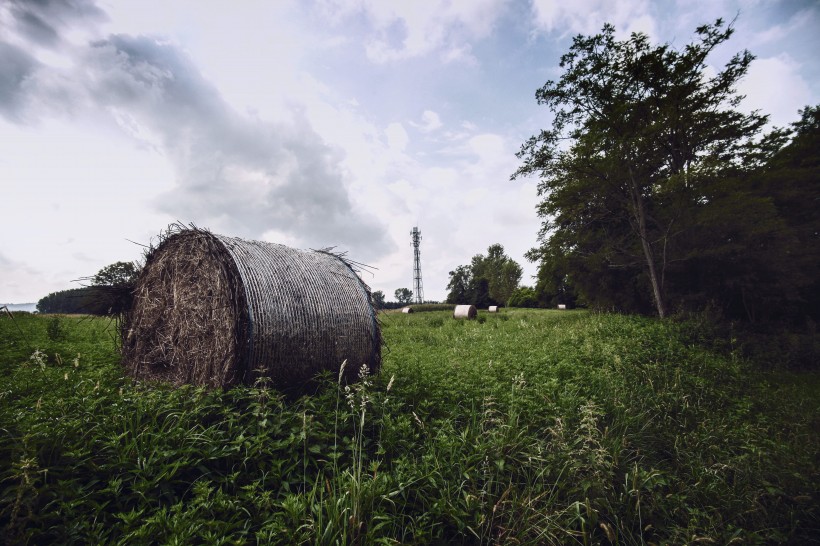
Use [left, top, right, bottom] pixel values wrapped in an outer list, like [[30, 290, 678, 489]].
[[401, 306, 414, 314], [121, 227, 380, 389], [557, 304, 567, 310], [453, 304, 477, 319], [488, 306, 498, 313]]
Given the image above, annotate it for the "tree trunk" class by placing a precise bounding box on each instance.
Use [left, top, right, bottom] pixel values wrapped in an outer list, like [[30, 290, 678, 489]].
[[628, 168, 667, 318]]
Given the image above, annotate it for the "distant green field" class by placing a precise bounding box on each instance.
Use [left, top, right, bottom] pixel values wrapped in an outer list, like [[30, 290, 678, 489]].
[[1, 310, 817, 544]]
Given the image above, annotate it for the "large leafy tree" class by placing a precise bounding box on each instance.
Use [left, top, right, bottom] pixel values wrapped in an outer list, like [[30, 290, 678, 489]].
[[445, 265, 473, 304], [92, 261, 139, 287], [394, 288, 413, 306], [470, 244, 523, 306], [446, 244, 523, 306], [513, 20, 771, 318], [371, 290, 386, 310]]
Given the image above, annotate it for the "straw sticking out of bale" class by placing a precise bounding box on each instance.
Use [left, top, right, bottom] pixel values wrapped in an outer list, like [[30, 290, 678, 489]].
[[488, 306, 498, 313], [453, 304, 477, 319], [121, 227, 380, 389]]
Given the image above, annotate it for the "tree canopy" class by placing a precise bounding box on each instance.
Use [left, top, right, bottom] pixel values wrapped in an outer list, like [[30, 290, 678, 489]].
[[371, 290, 386, 309], [514, 19, 816, 323], [394, 288, 413, 306], [92, 261, 139, 287], [446, 244, 522, 307]]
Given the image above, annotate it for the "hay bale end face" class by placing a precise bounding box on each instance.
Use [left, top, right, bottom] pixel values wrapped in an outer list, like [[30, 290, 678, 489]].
[[453, 304, 477, 319], [121, 228, 380, 389]]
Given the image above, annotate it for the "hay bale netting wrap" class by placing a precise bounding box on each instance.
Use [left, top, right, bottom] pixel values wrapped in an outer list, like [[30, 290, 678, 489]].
[[121, 229, 380, 389], [453, 304, 477, 319]]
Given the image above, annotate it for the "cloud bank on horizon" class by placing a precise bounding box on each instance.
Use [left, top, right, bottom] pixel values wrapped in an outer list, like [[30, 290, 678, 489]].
[[1, 0, 817, 303]]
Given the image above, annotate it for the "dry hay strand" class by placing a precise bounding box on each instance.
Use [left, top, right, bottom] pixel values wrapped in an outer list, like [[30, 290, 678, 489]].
[[121, 227, 380, 390], [453, 304, 477, 319]]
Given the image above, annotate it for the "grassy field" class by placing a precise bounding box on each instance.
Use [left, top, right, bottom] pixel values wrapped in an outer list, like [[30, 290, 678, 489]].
[[0, 310, 817, 544]]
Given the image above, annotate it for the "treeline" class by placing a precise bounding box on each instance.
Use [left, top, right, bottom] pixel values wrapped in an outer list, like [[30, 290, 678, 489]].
[[36, 261, 138, 315], [370, 290, 442, 310], [37, 286, 134, 315], [38, 287, 108, 315]]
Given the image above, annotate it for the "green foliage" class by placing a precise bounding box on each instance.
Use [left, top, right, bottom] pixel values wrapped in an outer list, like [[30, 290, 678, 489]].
[[744, 104, 820, 322], [531, 249, 580, 309], [88, 261, 140, 315], [36, 287, 103, 315], [92, 261, 139, 287], [1, 312, 817, 543], [508, 286, 539, 308], [371, 290, 386, 310], [394, 288, 413, 306], [472, 244, 523, 306], [445, 265, 472, 304], [446, 244, 523, 307]]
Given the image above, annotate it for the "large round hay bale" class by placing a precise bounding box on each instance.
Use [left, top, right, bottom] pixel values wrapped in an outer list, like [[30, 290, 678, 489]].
[[453, 304, 477, 319], [121, 228, 380, 389], [488, 306, 498, 313], [401, 306, 413, 314]]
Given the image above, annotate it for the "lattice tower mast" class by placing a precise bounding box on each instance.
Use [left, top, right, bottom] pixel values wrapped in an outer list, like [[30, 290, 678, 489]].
[[411, 226, 424, 304]]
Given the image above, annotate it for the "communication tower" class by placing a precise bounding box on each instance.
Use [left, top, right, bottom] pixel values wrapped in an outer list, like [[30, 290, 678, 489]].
[[411, 226, 424, 304]]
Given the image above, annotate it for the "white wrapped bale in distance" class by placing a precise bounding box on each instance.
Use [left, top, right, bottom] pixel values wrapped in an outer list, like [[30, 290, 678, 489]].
[[488, 306, 498, 313], [401, 307, 414, 314], [557, 304, 567, 310], [453, 304, 477, 319]]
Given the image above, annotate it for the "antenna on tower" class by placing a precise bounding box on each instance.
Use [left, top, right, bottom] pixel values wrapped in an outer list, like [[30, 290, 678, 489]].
[[411, 226, 424, 304]]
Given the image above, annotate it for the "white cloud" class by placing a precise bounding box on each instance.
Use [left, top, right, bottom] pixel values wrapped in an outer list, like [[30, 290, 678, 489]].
[[385, 122, 409, 151], [410, 110, 443, 133], [530, 0, 658, 39], [0, 253, 61, 303], [0, 115, 175, 302], [1, 0, 816, 305], [739, 54, 812, 127], [317, 0, 509, 62]]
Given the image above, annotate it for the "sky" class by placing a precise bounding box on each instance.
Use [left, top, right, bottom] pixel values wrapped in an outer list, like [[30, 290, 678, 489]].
[[1, 0, 818, 304]]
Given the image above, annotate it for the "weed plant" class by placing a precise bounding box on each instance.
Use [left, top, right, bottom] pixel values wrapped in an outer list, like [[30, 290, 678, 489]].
[[0, 310, 817, 544]]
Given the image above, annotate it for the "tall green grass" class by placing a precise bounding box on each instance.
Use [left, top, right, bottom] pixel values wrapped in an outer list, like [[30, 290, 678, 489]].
[[1, 310, 817, 544]]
